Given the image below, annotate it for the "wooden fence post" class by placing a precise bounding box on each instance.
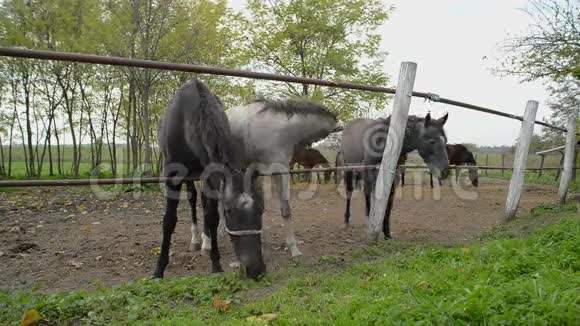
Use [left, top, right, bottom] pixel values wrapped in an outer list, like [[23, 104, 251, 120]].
[[485, 154, 489, 176], [367, 62, 417, 243], [558, 117, 576, 205], [573, 145, 578, 182], [537, 154, 545, 178], [504, 100, 538, 221], [555, 151, 564, 181]]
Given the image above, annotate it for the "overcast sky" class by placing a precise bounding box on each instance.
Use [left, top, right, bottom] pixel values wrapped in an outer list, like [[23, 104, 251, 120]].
[[229, 0, 552, 146]]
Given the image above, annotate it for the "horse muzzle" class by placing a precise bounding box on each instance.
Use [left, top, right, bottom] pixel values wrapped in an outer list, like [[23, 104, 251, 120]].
[[231, 234, 266, 279]]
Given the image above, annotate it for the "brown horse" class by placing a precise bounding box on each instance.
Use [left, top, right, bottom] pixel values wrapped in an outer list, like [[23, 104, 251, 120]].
[[290, 145, 331, 183], [430, 144, 478, 187], [400, 144, 478, 187]]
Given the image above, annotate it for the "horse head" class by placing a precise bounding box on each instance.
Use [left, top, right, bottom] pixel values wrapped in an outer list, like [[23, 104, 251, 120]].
[[222, 167, 266, 279], [415, 113, 451, 180]]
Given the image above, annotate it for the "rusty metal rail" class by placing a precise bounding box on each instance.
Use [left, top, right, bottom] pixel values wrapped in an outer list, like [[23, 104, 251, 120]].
[[0, 165, 565, 187], [0, 47, 572, 134]]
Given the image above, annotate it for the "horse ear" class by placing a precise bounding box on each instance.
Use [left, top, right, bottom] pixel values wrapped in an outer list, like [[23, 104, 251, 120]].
[[438, 113, 449, 125], [424, 113, 432, 128]]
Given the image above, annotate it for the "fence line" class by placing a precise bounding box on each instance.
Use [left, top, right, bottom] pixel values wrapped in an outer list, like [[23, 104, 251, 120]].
[[0, 47, 573, 134], [0, 165, 566, 188]]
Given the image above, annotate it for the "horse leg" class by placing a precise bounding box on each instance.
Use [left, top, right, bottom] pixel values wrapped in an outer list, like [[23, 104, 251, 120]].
[[382, 180, 396, 239], [274, 174, 301, 257], [305, 165, 312, 184], [455, 166, 460, 184], [185, 181, 201, 252], [202, 193, 223, 273], [344, 170, 353, 225], [153, 181, 182, 278], [289, 163, 295, 184], [400, 167, 405, 187], [364, 168, 377, 219], [429, 173, 434, 188]]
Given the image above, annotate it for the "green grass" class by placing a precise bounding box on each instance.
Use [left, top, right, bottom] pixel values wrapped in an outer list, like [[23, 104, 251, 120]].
[[482, 169, 580, 192], [1, 211, 579, 325]]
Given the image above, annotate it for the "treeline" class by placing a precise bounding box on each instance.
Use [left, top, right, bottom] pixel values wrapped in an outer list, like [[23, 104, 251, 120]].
[[0, 0, 390, 178]]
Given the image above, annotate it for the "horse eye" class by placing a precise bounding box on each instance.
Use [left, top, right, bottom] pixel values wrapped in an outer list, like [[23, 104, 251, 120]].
[[428, 139, 437, 144]]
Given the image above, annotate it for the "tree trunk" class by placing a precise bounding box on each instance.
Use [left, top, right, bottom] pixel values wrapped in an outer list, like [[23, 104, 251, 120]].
[[141, 75, 152, 175], [130, 79, 139, 172], [47, 128, 54, 176], [22, 70, 36, 177], [0, 133, 5, 175], [7, 107, 16, 176]]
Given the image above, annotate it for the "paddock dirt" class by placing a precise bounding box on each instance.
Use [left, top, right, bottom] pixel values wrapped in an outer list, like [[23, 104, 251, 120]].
[[0, 177, 561, 293]]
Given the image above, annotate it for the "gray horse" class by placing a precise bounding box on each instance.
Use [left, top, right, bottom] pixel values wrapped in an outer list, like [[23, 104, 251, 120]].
[[154, 80, 265, 279], [341, 113, 450, 239], [192, 98, 337, 258]]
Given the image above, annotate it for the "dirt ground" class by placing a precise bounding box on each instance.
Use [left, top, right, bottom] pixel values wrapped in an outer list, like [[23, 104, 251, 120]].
[[0, 177, 560, 293]]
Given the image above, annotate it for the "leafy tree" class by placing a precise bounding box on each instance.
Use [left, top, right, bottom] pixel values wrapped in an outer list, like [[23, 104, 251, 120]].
[[240, 0, 392, 120], [541, 78, 580, 146], [496, 0, 579, 82]]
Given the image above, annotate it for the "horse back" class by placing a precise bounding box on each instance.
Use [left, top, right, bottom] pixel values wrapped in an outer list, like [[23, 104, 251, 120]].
[[341, 118, 386, 165], [447, 144, 476, 165], [160, 79, 236, 175]]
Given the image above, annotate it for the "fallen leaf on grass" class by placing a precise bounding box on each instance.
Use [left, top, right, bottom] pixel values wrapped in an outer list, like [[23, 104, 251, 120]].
[[247, 314, 278, 323], [62, 201, 73, 206], [82, 226, 93, 233], [461, 247, 471, 254], [212, 296, 231, 313], [21, 308, 42, 326], [418, 281, 430, 289], [151, 247, 161, 256]]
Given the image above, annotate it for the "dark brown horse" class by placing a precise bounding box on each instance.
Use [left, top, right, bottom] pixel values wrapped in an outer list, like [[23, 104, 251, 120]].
[[290, 145, 331, 183], [442, 144, 478, 187], [400, 144, 478, 187]]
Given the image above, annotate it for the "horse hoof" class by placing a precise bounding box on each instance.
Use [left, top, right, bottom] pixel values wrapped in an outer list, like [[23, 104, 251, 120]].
[[211, 266, 224, 273], [190, 242, 201, 252], [151, 273, 163, 279], [229, 261, 241, 269], [290, 249, 303, 258]]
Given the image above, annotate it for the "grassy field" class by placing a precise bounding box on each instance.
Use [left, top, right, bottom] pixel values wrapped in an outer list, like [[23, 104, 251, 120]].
[[0, 145, 159, 178], [1, 204, 578, 325]]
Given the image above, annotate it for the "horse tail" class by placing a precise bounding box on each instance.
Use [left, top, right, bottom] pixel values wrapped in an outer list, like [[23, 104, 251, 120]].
[[466, 152, 477, 165]]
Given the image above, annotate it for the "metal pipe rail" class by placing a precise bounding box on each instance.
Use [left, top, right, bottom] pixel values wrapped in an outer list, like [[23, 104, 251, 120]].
[[0, 47, 573, 134], [536, 141, 580, 155], [0, 165, 566, 187]]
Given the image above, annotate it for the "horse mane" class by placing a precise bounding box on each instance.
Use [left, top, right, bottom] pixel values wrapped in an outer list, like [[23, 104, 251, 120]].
[[379, 114, 447, 139], [187, 79, 240, 168], [254, 97, 337, 121]]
